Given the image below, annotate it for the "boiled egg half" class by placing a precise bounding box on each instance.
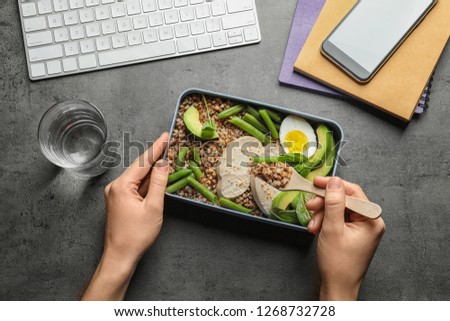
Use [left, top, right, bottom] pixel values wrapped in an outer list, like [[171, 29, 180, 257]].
[[279, 115, 317, 157]]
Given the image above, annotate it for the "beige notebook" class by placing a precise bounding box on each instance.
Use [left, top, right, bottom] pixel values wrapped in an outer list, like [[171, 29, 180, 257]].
[[294, 0, 450, 121]]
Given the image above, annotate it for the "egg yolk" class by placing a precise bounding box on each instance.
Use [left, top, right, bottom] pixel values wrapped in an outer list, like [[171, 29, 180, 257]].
[[284, 130, 309, 154]]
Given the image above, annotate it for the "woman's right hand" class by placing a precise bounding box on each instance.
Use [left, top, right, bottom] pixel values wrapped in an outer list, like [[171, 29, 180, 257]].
[[306, 177, 386, 301]]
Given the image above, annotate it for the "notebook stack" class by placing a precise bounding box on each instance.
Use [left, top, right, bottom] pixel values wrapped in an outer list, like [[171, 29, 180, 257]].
[[279, 0, 449, 121]]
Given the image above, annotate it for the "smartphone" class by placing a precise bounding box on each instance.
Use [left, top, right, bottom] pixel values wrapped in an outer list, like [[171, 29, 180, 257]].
[[321, 0, 437, 83]]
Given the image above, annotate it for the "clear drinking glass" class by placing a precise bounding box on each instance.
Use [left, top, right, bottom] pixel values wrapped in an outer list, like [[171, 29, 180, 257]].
[[38, 100, 109, 178]]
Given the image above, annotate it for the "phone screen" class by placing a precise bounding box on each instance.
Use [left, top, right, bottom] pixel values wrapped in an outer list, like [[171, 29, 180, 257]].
[[325, 0, 435, 78]]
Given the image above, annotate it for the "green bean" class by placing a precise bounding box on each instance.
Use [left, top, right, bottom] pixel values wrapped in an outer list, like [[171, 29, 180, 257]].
[[168, 169, 193, 184], [274, 122, 281, 131], [191, 146, 201, 164], [228, 117, 271, 145], [242, 113, 269, 133], [266, 109, 283, 123], [218, 105, 244, 119], [219, 198, 253, 214], [175, 147, 189, 171], [166, 176, 190, 193], [294, 163, 311, 177], [188, 160, 204, 181], [187, 175, 219, 204], [259, 109, 279, 140], [252, 153, 307, 164], [245, 106, 264, 122]]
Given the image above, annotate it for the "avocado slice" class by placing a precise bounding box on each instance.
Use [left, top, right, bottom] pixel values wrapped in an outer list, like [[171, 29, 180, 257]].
[[306, 132, 336, 182], [183, 105, 218, 140], [272, 191, 301, 211], [308, 124, 331, 168]]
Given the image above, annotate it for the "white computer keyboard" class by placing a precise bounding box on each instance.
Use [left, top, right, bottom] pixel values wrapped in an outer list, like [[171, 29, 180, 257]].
[[18, 0, 261, 80]]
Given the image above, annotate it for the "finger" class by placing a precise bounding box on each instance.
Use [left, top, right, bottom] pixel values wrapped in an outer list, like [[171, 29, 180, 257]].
[[322, 177, 345, 233], [313, 176, 368, 200], [308, 210, 324, 235], [138, 173, 150, 198], [122, 132, 169, 182], [306, 196, 324, 212], [145, 159, 169, 209]]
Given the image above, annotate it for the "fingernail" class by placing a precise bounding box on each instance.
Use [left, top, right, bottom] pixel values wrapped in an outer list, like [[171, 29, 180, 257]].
[[156, 160, 168, 171], [328, 177, 342, 189], [308, 218, 315, 229]]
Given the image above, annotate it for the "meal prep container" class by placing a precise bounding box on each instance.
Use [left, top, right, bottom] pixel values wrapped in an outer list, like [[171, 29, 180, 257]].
[[165, 88, 345, 232]]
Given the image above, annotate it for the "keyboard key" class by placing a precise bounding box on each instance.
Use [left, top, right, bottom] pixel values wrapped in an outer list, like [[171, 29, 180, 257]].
[[64, 42, 79, 56], [112, 34, 127, 48], [177, 37, 195, 53], [26, 31, 52, 47], [211, 1, 226, 16], [143, 29, 158, 43], [21, 3, 37, 17], [111, 4, 126, 17], [205, 18, 220, 33], [30, 63, 46, 77], [70, 26, 85, 40], [63, 57, 78, 72], [212, 32, 227, 47], [102, 21, 116, 34], [221, 11, 255, 30], [229, 35, 242, 44], [159, 26, 174, 40], [29, 44, 63, 62], [164, 10, 179, 24], [127, 31, 142, 46], [117, 18, 132, 32], [190, 0, 203, 4], [142, 0, 157, 12], [195, 4, 210, 19], [64, 11, 79, 26], [148, 12, 163, 26], [244, 26, 258, 41], [86, 23, 101, 37], [226, 0, 253, 13], [54, 28, 70, 42], [98, 41, 176, 66], [227, 29, 241, 38], [38, 0, 53, 14], [196, 34, 211, 50], [133, 16, 148, 29], [158, 0, 173, 10], [174, 23, 189, 38], [79, 9, 95, 23], [96, 36, 111, 51], [174, 0, 188, 8], [80, 39, 95, 53], [127, 1, 142, 15], [69, 0, 84, 9], [47, 14, 62, 28], [85, 0, 100, 7], [95, 7, 111, 20], [189, 21, 204, 35], [102, 0, 115, 4], [47, 60, 62, 75], [53, 0, 69, 12], [24, 17, 47, 32], [179, 7, 194, 22], [78, 54, 97, 69]]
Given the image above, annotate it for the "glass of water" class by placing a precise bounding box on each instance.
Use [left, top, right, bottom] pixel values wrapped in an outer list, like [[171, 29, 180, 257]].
[[38, 100, 109, 178]]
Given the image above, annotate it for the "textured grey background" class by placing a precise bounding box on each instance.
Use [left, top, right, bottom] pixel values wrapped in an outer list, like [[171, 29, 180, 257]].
[[1, 0, 449, 300]]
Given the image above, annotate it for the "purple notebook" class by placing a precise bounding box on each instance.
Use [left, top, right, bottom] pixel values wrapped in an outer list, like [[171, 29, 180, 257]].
[[278, 0, 431, 114]]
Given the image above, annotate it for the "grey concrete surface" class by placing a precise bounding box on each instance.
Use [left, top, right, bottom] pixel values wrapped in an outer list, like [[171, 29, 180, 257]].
[[1, 0, 449, 300]]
